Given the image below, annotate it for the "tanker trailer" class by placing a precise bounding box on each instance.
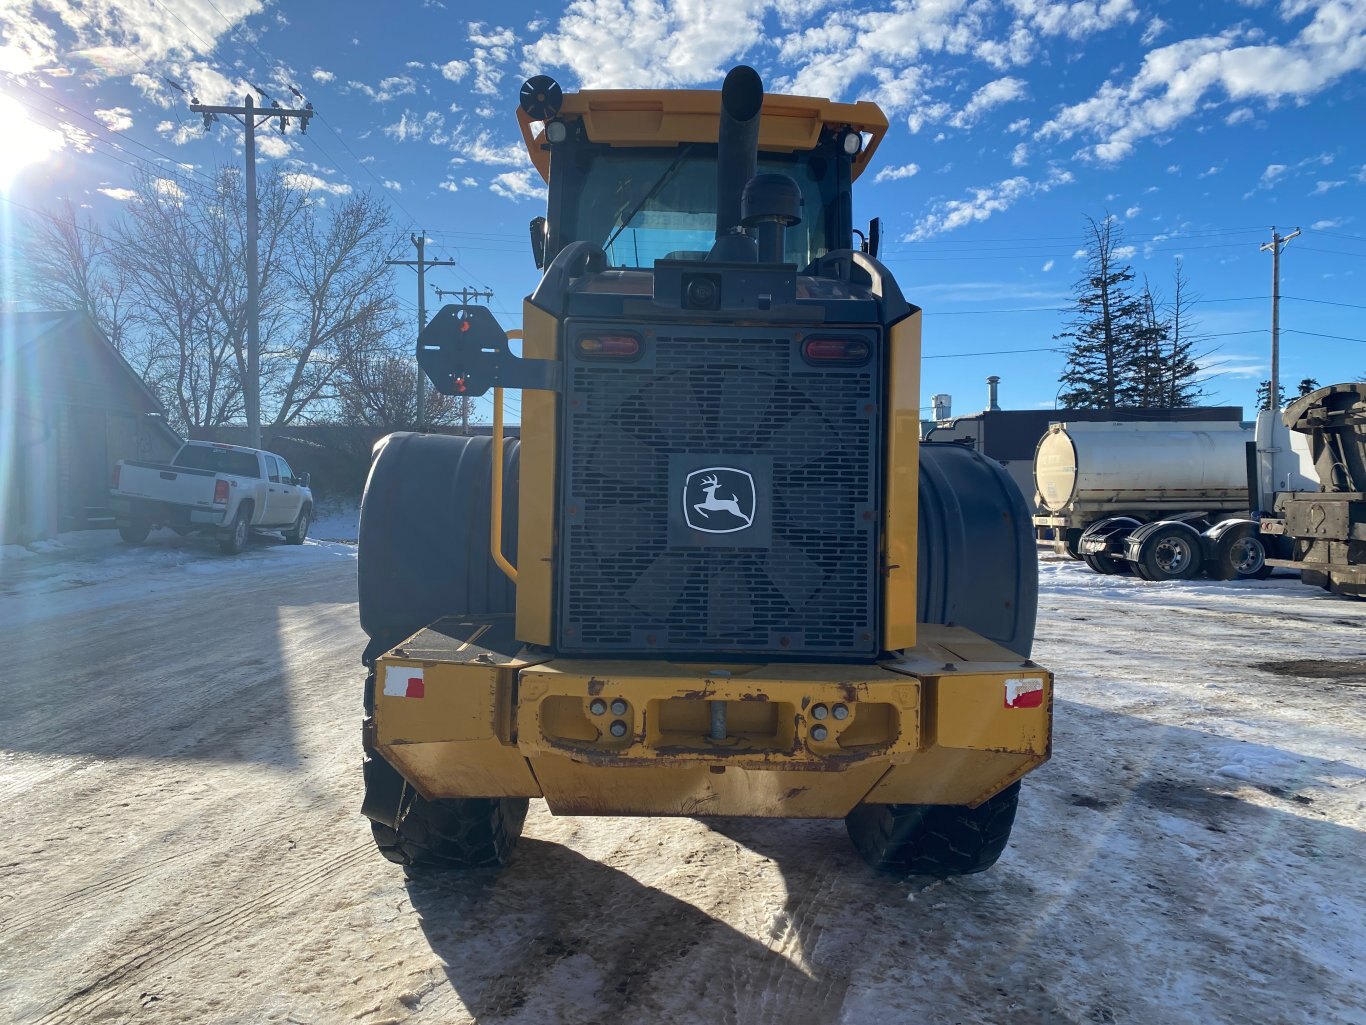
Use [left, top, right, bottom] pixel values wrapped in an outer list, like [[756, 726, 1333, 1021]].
[[1260, 383, 1366, 597], [1033, 420, 1271, 581]]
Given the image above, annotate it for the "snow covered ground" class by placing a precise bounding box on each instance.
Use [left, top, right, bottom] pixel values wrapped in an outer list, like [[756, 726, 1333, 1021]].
[[0, 545, 1362, 1025]]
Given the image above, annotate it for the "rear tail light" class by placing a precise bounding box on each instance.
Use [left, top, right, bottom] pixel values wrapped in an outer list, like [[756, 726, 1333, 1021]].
[[110, 465, 120, 488], [576, 333, 641, 359], [802, 337, 871, 364], [213, 480, 229, 504]]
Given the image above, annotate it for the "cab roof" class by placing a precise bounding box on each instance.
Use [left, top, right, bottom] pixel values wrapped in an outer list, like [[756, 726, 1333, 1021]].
[[517, 88, 889, 184]]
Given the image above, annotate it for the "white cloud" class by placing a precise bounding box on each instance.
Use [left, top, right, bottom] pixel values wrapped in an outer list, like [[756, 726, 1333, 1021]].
[[440, 59, 469, 82], [1010, 0, 1138, 40], [1199, 164, 1222, 178], [439, 180, 460, 192], [1244, 152, 1333, 197], [348, 75, 417, 102], [93, 106, 133, 132], [457, 128, 529, 167], [874, 162, 920, 183], [1011, 142, 1028, 166], [97, 186, 137, 201], [1141, 16, 1168, 46], [312, 68, 334, 83], [1007, 117, 1031, 134], [153, 178, 185, 201], [383, 179, 402, 191], [1225, 107, 1253, 125], [909, 167, 1074, 239], [1039, 6, 1366, 163], [255, 133, 293, 159], [948, 76, 1027, 128], [1312, 179, 1345, 194], [490, 168, 548, 202], [468, 23, 517, 95], [281, 171, 352, 195], [1042, 258, 1055, 271], [1112, 244, 1136, 260], [384, 110, 446, 143], [1311, 218, 1343, 229], [1125, 205, 1140, 218], [461, 176, 479, 187]]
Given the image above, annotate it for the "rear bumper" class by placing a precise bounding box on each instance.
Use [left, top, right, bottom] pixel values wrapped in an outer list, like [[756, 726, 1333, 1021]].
[[109, 495, 226, 527], [371, 618, 1052, 818]]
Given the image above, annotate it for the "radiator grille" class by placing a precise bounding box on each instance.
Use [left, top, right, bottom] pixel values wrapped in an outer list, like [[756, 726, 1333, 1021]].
[[558, 325, 881, 659]]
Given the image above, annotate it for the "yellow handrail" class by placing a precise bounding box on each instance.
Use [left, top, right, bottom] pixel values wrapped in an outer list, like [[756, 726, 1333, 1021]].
[[490, 386, 518, 583]]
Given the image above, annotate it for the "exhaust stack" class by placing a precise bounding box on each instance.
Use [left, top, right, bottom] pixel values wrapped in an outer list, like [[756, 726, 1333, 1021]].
[[715, 66, 763, 240], [987, 375, 1002, 412]]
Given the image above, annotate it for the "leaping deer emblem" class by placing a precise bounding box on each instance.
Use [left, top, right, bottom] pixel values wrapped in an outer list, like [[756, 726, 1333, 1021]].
[[693, 473, 753, 527]]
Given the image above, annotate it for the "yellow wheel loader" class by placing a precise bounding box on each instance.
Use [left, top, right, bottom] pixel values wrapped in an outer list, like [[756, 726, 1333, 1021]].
[[358, 67, 1052, 875]]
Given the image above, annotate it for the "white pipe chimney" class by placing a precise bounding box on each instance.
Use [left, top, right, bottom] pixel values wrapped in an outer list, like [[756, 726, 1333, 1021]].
[[986, 375, 1001, 411]]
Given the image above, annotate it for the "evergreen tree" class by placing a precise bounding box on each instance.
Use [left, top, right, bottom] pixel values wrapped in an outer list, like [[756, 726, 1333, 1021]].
[[1157, 261, 1207, 407], [1056, 216, 1146, 409], [1257, 377, 1321, 411]]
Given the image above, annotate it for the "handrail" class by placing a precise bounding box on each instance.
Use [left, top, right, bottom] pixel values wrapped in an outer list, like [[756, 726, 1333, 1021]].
[[490, 386, 518, 583]]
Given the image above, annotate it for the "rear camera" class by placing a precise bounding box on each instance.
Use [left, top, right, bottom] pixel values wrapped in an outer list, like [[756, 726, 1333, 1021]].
[[683, 273, 721, 310]]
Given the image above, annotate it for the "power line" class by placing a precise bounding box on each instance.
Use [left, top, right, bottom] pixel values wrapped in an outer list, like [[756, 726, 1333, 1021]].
[[1283, 329, 1366, 344]]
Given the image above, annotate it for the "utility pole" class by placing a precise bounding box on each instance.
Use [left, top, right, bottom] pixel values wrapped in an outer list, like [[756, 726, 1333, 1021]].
[[387, 233, 456, 429], [190, 92, 314, 449], [432, 285, 493, 305], [1260, 226, 1300, 411]]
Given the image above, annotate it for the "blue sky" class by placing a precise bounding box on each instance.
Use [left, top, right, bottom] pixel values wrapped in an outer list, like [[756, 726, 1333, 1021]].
[[2, 0, 1364, 417]]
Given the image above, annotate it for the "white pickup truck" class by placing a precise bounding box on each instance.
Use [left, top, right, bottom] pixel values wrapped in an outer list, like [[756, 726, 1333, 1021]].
[[110, 441, 314, 554]]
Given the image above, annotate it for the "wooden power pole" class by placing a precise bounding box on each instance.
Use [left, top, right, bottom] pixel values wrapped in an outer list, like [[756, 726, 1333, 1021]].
[[1260, 226, 1300, 411], [387, 234, 455, 430], [190, 93, 314, 449]]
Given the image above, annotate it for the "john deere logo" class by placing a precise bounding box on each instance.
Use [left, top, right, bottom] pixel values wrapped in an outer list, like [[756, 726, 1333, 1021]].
[[683, 467, 756, 533]]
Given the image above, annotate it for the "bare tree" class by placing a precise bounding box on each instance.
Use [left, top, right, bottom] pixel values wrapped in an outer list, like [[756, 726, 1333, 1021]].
[[336, 350, 476, 430]]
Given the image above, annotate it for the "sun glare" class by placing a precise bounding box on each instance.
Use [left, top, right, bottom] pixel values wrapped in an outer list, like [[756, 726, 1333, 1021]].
[[0, 93, 64, 187]]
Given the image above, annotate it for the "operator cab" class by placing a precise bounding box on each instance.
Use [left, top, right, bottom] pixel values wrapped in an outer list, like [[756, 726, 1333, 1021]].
[[516, 74, 888, 272]]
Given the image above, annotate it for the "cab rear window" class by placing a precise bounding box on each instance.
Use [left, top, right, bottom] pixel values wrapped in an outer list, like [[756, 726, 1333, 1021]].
[[172, 446, 260, 478]]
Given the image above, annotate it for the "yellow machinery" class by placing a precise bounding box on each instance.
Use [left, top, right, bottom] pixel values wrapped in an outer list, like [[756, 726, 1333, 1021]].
[[358, 67, 1051, 875]]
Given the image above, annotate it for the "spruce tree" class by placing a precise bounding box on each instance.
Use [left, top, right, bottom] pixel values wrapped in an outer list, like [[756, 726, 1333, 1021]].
[[1056, 216, 1146, 409], [1157, 261, 1206, 407]]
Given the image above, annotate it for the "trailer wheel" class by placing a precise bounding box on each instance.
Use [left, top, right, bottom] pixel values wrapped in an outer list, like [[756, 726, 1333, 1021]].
[[845, 781, 1021, 876], [1134, 522, 1203, 581], [370, 786, 529, 871], [1207, 524, 1272, 580], [1083, 553, 1129, 575], [118, 521, 151, 545]]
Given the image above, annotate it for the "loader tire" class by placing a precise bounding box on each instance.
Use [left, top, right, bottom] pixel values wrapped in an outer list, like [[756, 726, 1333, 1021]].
[[370, 788, 529, 871], [358, 432, 519, 662], [845, 781, 1021, 876], [918, 443, 1037, 658]]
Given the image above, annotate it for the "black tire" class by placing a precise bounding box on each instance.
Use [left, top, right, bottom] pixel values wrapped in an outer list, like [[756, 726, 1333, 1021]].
[[219, 503, 251, 555], [1135, 522, 1203, 581], [1083, 553, 1129, 575], [284, 503, 311, 545], [358, 433, 519, 658], [1207, 524, 1272, 580], [118, 521, 150, 545], [845, 781, 1022, 876], [370, 785, 529, 871], [918, 443, 1037, 658]]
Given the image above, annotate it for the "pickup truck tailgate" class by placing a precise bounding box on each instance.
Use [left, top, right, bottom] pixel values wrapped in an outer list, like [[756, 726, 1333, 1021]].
[[113, 461, 219, 508]]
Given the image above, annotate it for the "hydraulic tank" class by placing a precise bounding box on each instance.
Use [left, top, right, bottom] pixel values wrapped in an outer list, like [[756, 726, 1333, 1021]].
[[1034, 421, 1252, 514]]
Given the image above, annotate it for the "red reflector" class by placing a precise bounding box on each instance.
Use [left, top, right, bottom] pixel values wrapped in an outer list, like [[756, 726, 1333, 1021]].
[[577, 334, 641, 358], [213, 480, 230, 504], [803, 338, 871, 363], [111, 464, 120, 488]]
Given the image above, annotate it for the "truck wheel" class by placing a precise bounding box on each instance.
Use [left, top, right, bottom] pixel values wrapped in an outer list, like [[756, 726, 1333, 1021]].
[[370, 786, 529, 871], [845, 781, 1021, 876], [219, 504, 251, 555], [1134, 522, 1202, 581], [118, 521, 151, 545], [284, 504, 311, 545], [1207, 524, 1272, 580]]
